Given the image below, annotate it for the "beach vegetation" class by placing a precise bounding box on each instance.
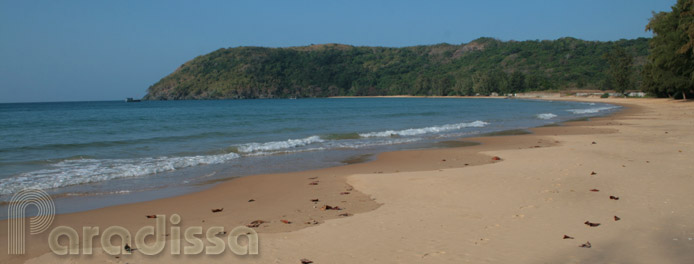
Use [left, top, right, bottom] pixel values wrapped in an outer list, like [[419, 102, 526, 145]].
[[642, 0, 694, 99], [604, 45, 634, 95]]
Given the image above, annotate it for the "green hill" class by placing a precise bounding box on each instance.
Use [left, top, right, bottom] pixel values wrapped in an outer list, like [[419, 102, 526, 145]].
[[144, 37, 649, 100]]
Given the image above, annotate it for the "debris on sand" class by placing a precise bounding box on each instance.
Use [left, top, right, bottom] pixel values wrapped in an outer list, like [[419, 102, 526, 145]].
[[247, 220, 265, 228], [579, 241, 592, 248], [584, 221, 600, 227], [124, 243, 135, 252], [321, 205, 342, 211], [211, 208, 223, 213]]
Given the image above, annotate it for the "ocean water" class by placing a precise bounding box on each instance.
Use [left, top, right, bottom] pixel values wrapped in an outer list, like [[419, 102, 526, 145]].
[[0, 98, 618, 213]]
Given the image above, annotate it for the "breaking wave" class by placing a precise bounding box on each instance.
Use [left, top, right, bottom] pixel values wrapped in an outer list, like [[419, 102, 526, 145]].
[[566, 106, 619, 114], [358, 121, 489, 138], [536, 113, 557, 119], [0, 152, 240, 195], [237, 136, 325, 153]]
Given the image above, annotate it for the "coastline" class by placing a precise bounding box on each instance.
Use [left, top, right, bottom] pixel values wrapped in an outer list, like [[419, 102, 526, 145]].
[[328, 95, 509, 99], [3, 97, 694, 263]]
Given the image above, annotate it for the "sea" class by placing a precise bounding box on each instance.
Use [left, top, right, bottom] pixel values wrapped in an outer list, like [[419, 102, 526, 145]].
[[0, 98, 619, 218]]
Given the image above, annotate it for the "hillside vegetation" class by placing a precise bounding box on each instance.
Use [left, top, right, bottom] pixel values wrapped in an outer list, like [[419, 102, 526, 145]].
[[144, 37, 649, 100]]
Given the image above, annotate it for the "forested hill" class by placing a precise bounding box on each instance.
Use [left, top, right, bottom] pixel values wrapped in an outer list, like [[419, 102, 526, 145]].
[[144, 37, 649, 100]]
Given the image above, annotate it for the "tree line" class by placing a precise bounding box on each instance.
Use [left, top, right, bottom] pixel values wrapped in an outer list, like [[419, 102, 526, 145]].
[[145, 37, 651, 100]]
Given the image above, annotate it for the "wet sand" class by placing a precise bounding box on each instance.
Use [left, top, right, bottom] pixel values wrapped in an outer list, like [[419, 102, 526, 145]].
[[2, 97, 694, 263]]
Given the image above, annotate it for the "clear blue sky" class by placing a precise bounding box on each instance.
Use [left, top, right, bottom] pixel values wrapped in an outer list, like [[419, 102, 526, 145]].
[[0, 0, 674, 103]]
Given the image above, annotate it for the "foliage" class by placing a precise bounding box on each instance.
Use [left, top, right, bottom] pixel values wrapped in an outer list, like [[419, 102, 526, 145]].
[[144, 39, 649, 100], [642, 0, 694, 99], [603, 45, 634, 94]]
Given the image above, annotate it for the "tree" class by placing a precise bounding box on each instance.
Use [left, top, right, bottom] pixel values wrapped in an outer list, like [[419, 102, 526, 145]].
[[526, 75, 540, 91], [643, 0, 694, 99], [489, 69, 509, 95], [678, 0, 694, 54], [603, 45, 633, 95], [600, 78, 614, 91], [472, 72, 489, 95], [509, 71, 526, 93], [454, 77, 474, 96]]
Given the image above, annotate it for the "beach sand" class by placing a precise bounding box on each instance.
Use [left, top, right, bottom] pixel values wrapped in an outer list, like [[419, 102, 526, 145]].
[[2, 98, 693, 263]]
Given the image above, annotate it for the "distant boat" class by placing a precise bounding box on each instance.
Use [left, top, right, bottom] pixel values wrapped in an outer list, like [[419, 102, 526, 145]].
[[125, 98, 141, 103]]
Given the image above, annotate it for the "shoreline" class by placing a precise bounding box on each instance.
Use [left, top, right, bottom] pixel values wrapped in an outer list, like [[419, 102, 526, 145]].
[[4, 97, 693, 263], [0, 96, 607, 218], [0, 97, 626, 262]]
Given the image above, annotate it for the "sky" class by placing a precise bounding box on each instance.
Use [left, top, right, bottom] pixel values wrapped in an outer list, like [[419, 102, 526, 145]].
[[0, 0, 675, 103]]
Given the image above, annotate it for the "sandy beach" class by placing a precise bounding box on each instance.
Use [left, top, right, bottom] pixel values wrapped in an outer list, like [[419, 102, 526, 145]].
[[2, 97, 693, 263]]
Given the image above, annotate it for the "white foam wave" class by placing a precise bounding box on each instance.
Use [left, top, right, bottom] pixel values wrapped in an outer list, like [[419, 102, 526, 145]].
[[536, 113, 557, 120], [358, 121, 489, 138], [237, 136, 324, 153], [63, 190, 132, 197], [246, 137, 427, 156], [245, 147, 328, 157], [567, 106, 619, 114], [327, 137, 422, 149], [0, 152, 240, 195]]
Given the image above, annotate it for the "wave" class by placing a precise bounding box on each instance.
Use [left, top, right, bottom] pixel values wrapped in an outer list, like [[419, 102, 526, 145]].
[[244, 147, 327, 157], [566, 106, 619, 114], [358, 120, 489, 138], [1, 121, 492, 195], [0, 155, 97, 167], [243, 137, 425, 157], [322, 132, 361, 140], [0, 152, 240, 196], [326, 137, 422, 149], [536, 113, 557, 120], [0, 131, 236, 153], [236, 135, 324, 153]]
